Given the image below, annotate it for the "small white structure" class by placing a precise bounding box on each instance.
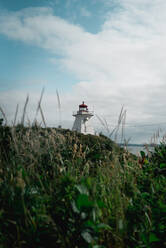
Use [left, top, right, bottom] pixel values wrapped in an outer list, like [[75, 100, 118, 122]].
[[72, 102, 94, 135]]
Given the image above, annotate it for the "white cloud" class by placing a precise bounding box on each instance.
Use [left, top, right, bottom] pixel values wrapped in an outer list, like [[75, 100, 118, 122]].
[[1, 0, 166, 142], [0, 7, 86, 54]]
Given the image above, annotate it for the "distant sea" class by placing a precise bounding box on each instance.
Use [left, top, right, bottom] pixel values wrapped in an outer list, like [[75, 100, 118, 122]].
[[120, 144, 155, 156]]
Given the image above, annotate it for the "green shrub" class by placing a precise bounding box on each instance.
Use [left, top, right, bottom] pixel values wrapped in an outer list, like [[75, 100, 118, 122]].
[[0, 126, 166, 248]]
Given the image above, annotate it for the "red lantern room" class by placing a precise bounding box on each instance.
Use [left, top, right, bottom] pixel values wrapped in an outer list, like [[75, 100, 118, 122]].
[[79, 101, 88, 112]]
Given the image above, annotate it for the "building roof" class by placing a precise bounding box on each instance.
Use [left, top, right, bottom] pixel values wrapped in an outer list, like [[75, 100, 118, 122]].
[[79, 101, 87, 108]]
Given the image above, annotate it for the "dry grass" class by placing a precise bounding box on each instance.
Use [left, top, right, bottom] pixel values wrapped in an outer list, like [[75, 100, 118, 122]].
[[0, 101, 166, 247], [96, 106, 127, 144]]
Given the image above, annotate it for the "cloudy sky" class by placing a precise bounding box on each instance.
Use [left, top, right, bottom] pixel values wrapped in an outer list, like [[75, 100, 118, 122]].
[[0, 0, 166, 143]]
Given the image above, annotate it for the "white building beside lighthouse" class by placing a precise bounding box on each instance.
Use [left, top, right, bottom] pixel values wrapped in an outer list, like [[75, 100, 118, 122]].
[[72, 102, 95, 135]]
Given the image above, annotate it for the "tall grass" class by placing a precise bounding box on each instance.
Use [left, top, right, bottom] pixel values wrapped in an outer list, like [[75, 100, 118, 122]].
[[96, 105, 127, 145], [56, 89, 62, 128], [0, 122, 137, 247], [0, 98, 166, 248]]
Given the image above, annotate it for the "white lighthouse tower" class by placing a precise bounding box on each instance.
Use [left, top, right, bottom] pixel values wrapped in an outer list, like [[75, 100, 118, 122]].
[[72, 102, 95, 135]]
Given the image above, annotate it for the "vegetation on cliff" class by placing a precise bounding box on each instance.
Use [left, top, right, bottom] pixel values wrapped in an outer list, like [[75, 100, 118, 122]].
[[0, 121, 166, 248]]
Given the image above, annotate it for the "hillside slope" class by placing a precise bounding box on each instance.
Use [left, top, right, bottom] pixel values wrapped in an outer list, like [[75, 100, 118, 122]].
[[0, 125, 166, 248]]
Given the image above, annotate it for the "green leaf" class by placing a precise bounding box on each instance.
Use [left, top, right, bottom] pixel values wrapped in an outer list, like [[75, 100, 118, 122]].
[[141, 192, 150, 199], [75, 184, 89, 195], [94, 154, 101, 159], [86, 177, 92, 187], [140, 151, 145, 158], [149, 233, 160, 243], [118, 219, 123, 230], [93, 246, 105, 248], [71, 201, 80, 214], [97, 200, 105, 208], [159, 224, 166, 231], [160, 163, 166, 169], [92, 208, 96, 222], [76, 194, 93, 209], [96, 223, 112, 231], [81, 230, 93, 243], [85, 220, 95, 229], [140, 233, 148, 244]]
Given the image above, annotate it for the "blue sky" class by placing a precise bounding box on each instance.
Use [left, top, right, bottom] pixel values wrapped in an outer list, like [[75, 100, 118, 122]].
[[1, 0, 166, 143], [0, 0, 112, 32], [0, 0, 115, 92]]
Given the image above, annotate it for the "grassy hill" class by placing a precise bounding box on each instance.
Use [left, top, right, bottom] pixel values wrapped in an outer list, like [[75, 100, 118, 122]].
[[0, 124, 166, 248]]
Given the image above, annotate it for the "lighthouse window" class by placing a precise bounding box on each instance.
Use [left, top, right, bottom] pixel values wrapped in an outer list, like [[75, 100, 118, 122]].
[[80, 107, 87, 111]]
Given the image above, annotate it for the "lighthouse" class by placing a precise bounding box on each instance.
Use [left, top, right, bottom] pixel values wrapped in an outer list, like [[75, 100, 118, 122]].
[[72, 102, 95, 135]]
